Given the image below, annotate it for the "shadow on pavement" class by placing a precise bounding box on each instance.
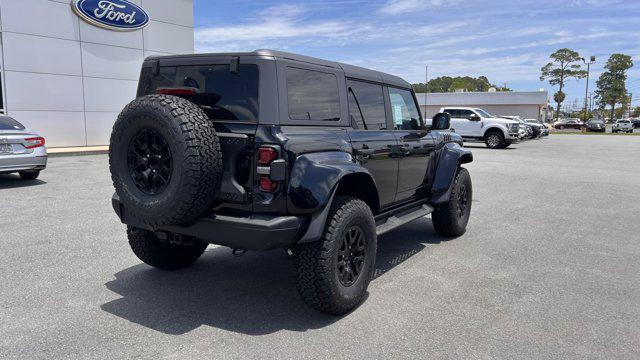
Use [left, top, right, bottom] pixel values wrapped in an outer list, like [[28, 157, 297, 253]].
[[101, 217, 447, 335], [0, 174, 46, 189]]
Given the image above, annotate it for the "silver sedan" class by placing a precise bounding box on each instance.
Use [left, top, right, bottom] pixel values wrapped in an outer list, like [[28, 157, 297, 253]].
[[0, 116, 47, 180]]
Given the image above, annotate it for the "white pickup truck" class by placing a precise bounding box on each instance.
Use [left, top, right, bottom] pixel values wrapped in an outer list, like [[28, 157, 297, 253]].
[[438, 107, 521, 149], [612, 119, 634, 133]]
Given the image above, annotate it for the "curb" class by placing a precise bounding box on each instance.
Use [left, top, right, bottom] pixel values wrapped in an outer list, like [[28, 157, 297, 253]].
[[48, 150, 109, 158], [47, 147, 109, 158]]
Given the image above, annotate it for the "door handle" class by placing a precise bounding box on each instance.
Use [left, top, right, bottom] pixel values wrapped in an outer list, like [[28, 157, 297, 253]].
[[401, 144, 412, 156]]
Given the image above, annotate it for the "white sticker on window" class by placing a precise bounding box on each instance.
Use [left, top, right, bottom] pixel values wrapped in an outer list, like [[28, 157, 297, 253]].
[[393, 105, 403, 125]]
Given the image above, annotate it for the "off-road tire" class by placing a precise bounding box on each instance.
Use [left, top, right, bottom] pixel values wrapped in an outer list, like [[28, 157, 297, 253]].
[[109, 95, 222, 227], [127, 226, 207, 270], [19, 170, 40, 180], [294, 196, 377, 315], [484, 130, 505, 149], [432, 167, 472, 238]]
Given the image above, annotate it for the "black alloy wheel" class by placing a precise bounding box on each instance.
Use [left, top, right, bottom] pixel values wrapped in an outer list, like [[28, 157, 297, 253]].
[[128, 128, 173, 195], [456, 184, 469, 218], [337, 226, 367, 287]]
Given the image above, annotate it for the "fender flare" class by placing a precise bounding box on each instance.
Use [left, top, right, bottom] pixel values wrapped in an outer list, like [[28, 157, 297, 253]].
[[288, 151, 378, 243], [430, 142, 473, 205]]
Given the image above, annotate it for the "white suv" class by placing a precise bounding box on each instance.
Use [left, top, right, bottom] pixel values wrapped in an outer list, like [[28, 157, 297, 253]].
[[612, 119, 634, 133], [438, 107, 521, 149]]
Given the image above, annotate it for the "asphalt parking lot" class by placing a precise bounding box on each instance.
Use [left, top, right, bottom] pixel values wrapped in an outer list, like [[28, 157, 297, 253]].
[[1, 135, 639, 359]]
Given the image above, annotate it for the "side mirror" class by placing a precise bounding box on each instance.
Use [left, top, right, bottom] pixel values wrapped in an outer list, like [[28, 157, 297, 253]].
[[469, 113, 480, 121], [431, 113, 451, 130]]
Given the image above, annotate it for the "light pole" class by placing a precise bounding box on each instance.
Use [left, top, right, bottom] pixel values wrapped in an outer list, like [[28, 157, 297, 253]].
[[582, 56, 596, 121], [424, 65, 428, 118]]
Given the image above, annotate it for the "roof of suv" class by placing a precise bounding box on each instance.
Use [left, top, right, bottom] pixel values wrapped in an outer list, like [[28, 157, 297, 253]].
[[146, 49, 412, 89]]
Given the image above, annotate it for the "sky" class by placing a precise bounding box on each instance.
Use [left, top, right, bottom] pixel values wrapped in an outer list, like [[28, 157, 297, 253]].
[[194, 0, 640, 109]]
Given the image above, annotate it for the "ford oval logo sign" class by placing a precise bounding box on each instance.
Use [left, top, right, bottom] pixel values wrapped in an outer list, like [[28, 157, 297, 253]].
[[71, 0, 149, 31]]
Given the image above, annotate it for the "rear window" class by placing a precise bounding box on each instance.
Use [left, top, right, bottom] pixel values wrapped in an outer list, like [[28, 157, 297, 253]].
[[347, 80, 386, 130], [0, 117, 25, 131], [286, 67, 341, 121], [138, 64, 259, 122]]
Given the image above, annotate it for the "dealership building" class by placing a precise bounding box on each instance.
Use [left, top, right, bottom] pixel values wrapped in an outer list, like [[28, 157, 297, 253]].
[[0, 0, 194, 147], [418, 91, 550, 122]]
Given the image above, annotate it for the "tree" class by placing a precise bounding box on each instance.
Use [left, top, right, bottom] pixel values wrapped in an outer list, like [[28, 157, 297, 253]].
[[413, 76, 511, 93], [540, 48, 587, 121], [595, 54, 633, 121]]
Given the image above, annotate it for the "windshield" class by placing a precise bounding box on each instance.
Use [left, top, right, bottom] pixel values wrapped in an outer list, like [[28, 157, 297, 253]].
[[474, 108, 494, 118], [618, 120, 630, 123], [0, 116, 26, 131]]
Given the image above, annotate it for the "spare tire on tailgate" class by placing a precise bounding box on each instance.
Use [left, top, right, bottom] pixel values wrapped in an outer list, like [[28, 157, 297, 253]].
[[109, 95, 222, 226]]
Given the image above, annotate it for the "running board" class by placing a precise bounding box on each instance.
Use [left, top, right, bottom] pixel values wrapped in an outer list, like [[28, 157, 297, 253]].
[[375, 204, 434, 236]]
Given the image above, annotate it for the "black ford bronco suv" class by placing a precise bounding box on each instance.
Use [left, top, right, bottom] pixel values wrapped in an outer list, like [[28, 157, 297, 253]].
[[109, 50, 473, 315]]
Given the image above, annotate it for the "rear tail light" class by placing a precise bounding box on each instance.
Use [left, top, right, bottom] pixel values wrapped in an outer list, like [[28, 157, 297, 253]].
[[257, 147, 279, 165], [259, 177, 277, 192], [156, 87, 198, 96], [24, 137, 45, 149], [257, 147, 280, 193]]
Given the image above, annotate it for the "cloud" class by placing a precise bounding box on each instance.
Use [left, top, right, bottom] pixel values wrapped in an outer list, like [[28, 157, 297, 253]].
[[194, 0, 640, 103], [195, 4, 367, 52], [379, 0, 448, 15], [570, 0, 623, 7]]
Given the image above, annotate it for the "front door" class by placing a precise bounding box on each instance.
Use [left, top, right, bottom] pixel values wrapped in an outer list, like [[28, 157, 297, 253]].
[[387, 87, 435, 202], [454, 109, 482, 137], [347, 80, 398, 208]]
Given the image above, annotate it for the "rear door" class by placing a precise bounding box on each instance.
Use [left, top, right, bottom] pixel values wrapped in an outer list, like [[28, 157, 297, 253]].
[[443, 109, 466, 135], [387, 87, 435, 202], [346, 79, 398, 208]]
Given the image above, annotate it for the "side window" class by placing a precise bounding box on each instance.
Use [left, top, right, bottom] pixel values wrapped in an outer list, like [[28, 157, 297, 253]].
[[286, 67, 341, 121], [388, 87, 422, 130], [459, 110, 473, 119], [443, 109, 458, 117], [347, 89, 366, 129], [348, 80, 386, 130]]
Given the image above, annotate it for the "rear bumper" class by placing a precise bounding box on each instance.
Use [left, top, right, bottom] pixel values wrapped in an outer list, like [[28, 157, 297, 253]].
[[112, 194, 308, 251], [0, 152, 47, 173]]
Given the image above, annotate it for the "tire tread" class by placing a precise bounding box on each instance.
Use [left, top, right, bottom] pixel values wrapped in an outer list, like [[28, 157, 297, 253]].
[[295, 196, 375, 315], [109, 95, 222, 226]]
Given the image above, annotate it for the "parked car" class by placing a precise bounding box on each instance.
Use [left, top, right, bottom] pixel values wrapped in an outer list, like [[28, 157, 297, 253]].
[[525, 119, 550, 136], [502, 115, 543, 138], [0, 116, 47, 180], [630, 118, 640, 129], [108, 50, 474, 315], [585, 119, 606, 132], [553, 118, 584, 130], [438, 107, 520, 148], [612, 119, 634, 133]]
